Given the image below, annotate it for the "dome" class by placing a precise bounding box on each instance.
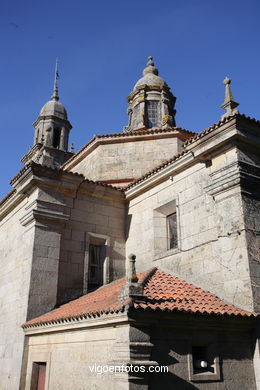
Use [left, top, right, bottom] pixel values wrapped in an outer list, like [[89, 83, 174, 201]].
[[39, 99, 68, 120], [134, 73, 168, 89], [133, 56, 168, 90]]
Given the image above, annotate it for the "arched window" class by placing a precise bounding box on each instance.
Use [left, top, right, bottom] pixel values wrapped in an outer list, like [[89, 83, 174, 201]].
[[146, 100, 159, 128], [53, 128, 60, 148]]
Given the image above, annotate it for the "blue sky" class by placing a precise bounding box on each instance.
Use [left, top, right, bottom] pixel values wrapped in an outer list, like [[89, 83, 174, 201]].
[[1, 0, 259, 198]]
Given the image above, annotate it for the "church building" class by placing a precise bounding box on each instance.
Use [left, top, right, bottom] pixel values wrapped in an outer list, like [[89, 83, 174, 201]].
[[0, 57, 259, 390]]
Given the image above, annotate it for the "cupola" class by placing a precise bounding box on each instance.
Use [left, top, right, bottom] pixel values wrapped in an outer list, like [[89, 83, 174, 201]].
[[125, 56, 176, 131], [21, 62, 73, 167]]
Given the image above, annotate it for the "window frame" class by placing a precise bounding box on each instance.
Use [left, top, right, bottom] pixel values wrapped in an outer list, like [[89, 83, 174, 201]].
[[153, 200, 180, 259], [83, 232, 110, 294], [146, 100, 159, 128], [166, 212, 178, 250], [188, 343, 221, 382]]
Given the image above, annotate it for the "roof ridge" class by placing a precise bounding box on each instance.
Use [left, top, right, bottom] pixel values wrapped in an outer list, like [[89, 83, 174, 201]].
[[137, 267, 157, 287]]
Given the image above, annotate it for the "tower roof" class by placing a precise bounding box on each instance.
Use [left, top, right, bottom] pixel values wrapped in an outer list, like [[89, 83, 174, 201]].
[[37, 59, 68, 121], [134, 56, 168, 89], [39, 100, 68, 120]]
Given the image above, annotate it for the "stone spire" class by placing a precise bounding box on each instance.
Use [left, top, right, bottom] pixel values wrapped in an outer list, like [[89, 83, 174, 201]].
[[51, 58, 59, 101], [221, 77, 239, 119], [124, 56, 176, 132]]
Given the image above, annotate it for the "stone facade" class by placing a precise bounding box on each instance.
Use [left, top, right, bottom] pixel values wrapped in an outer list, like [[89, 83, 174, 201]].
[[0, 59, 259, 389], [21, 311, 257, 390], [21, 315, 130, 390], [125, 116, 260, 312], [64, 129, 189, 185], [0, 164, 126, 390], [0, 193, 36, 389]]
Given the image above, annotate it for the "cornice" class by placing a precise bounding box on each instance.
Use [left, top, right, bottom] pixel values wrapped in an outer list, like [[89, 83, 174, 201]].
[[124, 114, 260, 198], [1, 162, 124, 221], [23, 311, 129, 335], [32, 114, 72, 129], [185, 113, 260, 147]]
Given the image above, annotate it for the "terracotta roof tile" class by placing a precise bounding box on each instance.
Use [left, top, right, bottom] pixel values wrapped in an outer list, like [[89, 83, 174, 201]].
[[134, 270, 255, 316], [22, 269, 257, 329]]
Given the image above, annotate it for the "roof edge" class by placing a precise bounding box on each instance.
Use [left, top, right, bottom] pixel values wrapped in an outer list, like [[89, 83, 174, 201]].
[[62, 126, 195, 170]]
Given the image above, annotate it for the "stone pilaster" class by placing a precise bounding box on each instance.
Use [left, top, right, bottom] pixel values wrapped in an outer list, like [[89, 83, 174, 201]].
[[20, 195, 69, 320]]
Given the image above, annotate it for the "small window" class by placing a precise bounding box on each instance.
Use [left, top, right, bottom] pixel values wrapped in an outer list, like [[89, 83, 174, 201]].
[[53, 128, 60, 148], [188, 344, 221, 382], [31, 362, 46, 390], [192, 346, 214, 374], [88, 244, 104, 291], [167, 213, 178, 249], [146, 100, 159, 127], [153, 200, 179, 258]]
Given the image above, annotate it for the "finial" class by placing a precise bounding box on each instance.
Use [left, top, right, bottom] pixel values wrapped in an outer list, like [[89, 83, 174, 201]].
[[143, 55, 159, 76], [120, 253, 144, 300], [147, 56, 153, 65], [51, 58, 59, 101], [126, 253, 138, 284], [69, 143, 74, 153], [221, 77, 239, 119]]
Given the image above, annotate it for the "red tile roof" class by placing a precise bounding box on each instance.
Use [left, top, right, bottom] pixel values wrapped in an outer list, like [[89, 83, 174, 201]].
[[134, 270, 255, 316], [22, 268, 256, 329]]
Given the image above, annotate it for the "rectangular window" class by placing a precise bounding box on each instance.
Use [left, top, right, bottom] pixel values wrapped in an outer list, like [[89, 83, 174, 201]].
[[188, 344, 221, 382], [167, 213, 178, 249], [31, 362, 46, 390], [192, 346, 214, 374], [88, 244, 104, 291], [146, 100, 159, 128], [153, 200, 179, 257]]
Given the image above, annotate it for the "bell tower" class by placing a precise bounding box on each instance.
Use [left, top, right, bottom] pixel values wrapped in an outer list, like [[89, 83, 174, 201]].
[[125, 56, 176, 132], [22, 61, 73, 167]]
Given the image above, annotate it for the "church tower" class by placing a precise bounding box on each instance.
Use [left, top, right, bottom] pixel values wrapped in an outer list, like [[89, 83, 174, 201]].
[[125, 56, 176, 131], [22, 62, 73, 167]]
